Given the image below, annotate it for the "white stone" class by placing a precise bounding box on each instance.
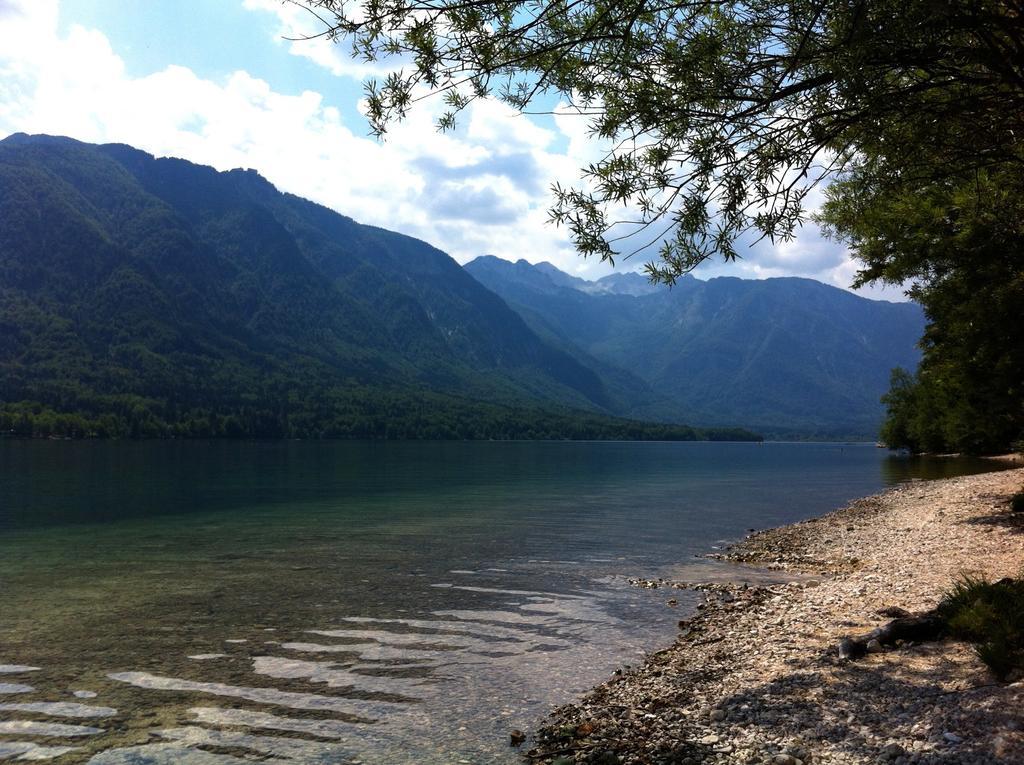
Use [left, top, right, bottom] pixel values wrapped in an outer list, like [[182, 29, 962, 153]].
[[0, 720, 102, 737], [0, 683, 33, 694], [0, 665, 40, 674], [0, 702, 116, 718]]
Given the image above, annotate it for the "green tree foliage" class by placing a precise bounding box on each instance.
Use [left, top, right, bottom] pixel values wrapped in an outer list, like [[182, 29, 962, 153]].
[[299, 0, 1023, 279], [821, 146, 1024, 453]]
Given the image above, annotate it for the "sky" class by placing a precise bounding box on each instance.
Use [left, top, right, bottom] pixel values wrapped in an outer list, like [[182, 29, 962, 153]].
[[0, 0, 905, 299]]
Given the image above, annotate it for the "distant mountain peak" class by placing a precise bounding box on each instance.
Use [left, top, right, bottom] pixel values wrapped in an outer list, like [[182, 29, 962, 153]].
[[592, 271, 664, 296], [1, 132, 81, 147], [466, 256, 665, 297]]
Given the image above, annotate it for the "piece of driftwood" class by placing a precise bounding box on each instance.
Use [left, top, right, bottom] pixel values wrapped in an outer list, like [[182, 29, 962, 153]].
[[838, 611, 946, 660], [876, 605, 912, 619]]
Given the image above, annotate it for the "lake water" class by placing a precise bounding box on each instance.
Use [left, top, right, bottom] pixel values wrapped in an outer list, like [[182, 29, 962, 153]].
[[0, 441, 1002, 764]]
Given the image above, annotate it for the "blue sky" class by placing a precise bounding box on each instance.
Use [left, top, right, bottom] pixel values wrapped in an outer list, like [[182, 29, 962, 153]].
[[0, 0, 904, 298]]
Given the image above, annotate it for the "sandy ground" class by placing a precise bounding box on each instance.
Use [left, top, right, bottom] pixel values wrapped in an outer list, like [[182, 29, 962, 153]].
[[527, 466, 1024, 765]]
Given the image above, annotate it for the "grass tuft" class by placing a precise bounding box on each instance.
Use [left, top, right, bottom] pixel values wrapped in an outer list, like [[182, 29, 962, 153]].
[[939, 574, 1024, 679]]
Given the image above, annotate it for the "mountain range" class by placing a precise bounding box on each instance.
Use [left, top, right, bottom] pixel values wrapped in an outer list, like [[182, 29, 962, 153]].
[[464, 257, 925, 439], [0, 133, 747, 440], [0, 134, 923, 439]]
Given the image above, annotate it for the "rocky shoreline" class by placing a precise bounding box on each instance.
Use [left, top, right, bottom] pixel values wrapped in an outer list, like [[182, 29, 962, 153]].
[[527, 466, 1024, 765]]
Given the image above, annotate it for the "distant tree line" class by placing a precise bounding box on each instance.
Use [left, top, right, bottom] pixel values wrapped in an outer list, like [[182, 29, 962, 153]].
[[0, 395, 760, 442]]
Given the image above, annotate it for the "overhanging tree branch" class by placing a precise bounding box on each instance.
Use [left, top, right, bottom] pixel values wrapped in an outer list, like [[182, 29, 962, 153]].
[[292, 0, 1024, 282]]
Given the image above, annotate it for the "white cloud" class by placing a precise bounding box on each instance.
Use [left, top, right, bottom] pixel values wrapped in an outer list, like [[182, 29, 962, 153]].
[[241, 0, 402, 80], [0, 0, 905, 298]]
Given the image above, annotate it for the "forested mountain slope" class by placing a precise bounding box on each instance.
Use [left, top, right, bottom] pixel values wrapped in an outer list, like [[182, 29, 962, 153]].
[[465, 256, 925, 438], [0, 134, 751, 440]]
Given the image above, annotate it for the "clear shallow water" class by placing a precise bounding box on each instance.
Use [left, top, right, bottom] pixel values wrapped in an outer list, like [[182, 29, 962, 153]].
[[0, 441, 1002, 764]]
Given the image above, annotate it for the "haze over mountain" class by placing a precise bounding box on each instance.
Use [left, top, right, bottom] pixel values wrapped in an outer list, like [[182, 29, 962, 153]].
[[465, 256, 926, 439], [0, 133, 755, 440]]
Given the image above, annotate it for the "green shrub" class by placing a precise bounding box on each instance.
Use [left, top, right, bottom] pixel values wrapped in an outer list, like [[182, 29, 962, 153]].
[[939, 574, 1024, 679], [1011, 492, 1024, 514]]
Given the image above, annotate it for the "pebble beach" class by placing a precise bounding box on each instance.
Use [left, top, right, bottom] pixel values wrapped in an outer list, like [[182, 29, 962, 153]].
[[528, 463, 1024, 765]]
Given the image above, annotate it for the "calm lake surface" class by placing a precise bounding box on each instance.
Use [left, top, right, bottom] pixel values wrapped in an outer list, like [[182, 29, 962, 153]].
[[0, 441, 1002, 764]]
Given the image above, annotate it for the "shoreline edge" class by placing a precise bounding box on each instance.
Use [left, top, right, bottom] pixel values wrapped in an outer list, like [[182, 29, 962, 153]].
[[528, 464, 1024, 764]]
